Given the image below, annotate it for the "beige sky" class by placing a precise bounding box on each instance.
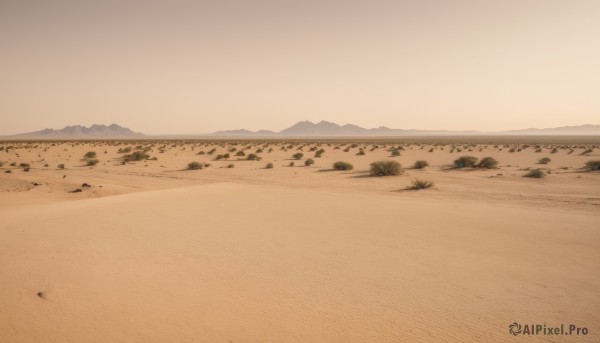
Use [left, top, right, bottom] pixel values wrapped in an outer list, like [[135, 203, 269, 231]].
[[1, 0, 599, 135]]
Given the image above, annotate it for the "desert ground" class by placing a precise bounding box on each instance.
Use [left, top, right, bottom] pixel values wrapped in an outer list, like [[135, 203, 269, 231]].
[[0, 137, 599, 342]]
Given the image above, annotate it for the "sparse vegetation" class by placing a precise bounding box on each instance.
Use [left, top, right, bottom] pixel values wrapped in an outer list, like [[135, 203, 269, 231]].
[[585, 160, 600, 171], [370, 160, 402, 176], [524, 169, 545, 178], [187, 162, 203, 170], [84, 151, 97, 159], [413, 160, 429, 169], [123, 151, 150, 162], [410, 179, 434, 189], [538, 157, 551, 164], [477, 157, 498, 169], [454, 156, 478, 168], [333, 161, 353, 170], [86, 159, 99, 166]]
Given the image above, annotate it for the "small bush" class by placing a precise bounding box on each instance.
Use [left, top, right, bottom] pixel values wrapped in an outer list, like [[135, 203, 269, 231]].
[[305, 158, 315, 166], [413, 160, 429, 169], [123, 151, 150, 162], [289, 162, 295, 167], [293, 152, 304, 160], [4, 170, 11, 173], [84, 151, 97, 159], [235, 151, 245, 157], [538, 157, 551, 164], [0, 161, 3, 167], [227, 164, 235, 168], [333, 161, 353, 170], [391, 149, 401, 156], [370, 161, 402, 176], [524, 169, 545, 178], [246, 153, 259, 160], [454, 156, 478, 168], [86, 159, 99, 166], [477, 157, 498, 169], [19, 163, 30, 168], [580, 149, 593, 155], [410, 179, 434, 189], [266, 162, 274, 169], [188, 162, 203, 170], [585, 160, 600, 170]]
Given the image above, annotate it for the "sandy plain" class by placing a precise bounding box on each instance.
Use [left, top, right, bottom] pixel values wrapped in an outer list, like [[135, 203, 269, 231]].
[[0, 137, 599, 342]]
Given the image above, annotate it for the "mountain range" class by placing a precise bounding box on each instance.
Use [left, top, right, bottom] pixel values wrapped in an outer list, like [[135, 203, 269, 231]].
[[12, 124, 144, 138], [5, 121, 600, 138], [213, 121, 600, 136]]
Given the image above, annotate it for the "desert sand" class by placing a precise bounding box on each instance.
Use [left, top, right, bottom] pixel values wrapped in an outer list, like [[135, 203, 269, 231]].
[[0, 138, 599, 342]]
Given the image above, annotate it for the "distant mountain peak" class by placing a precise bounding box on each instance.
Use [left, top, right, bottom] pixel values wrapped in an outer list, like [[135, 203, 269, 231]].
[[211, 121, 600, 137], [15, 124, 144, 138]]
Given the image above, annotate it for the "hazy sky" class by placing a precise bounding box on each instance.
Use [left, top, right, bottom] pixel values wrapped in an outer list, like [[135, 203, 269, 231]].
[[1, 0, 599, 134]]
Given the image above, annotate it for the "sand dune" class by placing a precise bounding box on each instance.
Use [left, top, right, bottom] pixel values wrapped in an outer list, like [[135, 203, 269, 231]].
[[0, 140, 599, 342]]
